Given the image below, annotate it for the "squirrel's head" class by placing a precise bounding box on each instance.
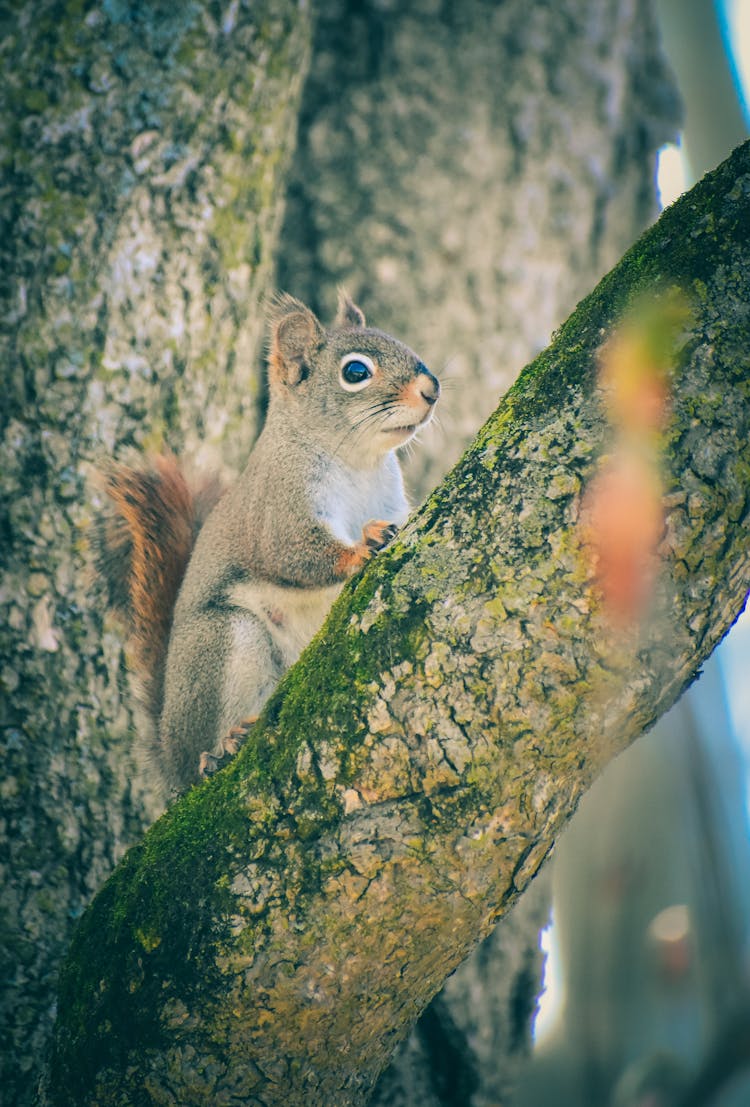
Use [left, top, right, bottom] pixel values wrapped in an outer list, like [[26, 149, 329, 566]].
[[267, 290, 439, 465]]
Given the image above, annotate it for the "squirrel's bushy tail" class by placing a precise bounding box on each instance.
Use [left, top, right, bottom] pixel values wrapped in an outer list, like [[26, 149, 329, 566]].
[[94, 454, 223, 723]]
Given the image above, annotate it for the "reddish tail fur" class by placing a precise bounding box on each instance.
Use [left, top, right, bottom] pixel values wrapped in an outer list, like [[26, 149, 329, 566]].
[[94, 454, 224, 722]]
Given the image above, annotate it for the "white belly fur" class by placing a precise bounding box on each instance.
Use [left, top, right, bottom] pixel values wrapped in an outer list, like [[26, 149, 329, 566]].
[[314, 453, 409, 545], [228, 579, 344, 669]]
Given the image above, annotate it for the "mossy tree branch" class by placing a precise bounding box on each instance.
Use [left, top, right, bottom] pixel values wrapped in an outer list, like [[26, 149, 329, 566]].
[[42, 142, 750, 1107]]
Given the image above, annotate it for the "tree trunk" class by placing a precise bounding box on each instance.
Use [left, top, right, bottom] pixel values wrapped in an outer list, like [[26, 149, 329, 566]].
[[0, 2, 681, 1101], [0, 5, 310, 1104], [1, 3, 681, 1101], [40, 140, 750, 1107]]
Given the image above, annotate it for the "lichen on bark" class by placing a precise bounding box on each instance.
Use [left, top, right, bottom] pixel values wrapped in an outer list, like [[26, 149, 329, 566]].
[[41, 141, 750, 1106]]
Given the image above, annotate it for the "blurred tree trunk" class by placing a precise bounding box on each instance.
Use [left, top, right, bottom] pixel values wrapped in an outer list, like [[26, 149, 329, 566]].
[[40, 140, 750, 1106], [0, 4, 310, 1104], [275, 2, 679, 1100], [655, 0, 747, 182]]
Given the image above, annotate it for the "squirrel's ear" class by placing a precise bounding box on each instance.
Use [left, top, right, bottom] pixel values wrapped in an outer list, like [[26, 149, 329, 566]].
[[334, 288, 366, 329], [269, 295, 325, 387]]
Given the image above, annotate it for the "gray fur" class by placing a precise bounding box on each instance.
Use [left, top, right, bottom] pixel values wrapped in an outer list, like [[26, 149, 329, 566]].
[[159, 296, 439, 794]]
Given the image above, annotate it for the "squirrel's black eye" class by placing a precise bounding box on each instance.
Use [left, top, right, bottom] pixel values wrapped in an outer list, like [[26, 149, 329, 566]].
[[343, 360, 371, 384], [339, 353, 375, 391]]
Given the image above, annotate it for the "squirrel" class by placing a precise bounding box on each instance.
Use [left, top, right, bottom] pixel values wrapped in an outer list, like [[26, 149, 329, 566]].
[[95, 291, 439, 796]]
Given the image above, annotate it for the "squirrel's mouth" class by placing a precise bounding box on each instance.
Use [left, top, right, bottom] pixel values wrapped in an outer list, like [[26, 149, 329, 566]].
[[380, 423, 419, 445], [382, 406, 434, 439]]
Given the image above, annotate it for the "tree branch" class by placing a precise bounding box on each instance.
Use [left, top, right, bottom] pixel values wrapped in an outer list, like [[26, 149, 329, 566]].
[[42, 140, 750, 1106]]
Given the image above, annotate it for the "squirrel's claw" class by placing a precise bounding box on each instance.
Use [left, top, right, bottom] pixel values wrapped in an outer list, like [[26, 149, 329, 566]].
[[363, 520, 399, 551], [198, 716, 259, 779], [335, 520, 399, 577]]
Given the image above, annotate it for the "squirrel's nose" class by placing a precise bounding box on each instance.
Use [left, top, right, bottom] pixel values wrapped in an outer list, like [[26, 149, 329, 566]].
[[416, 363, 440, 405]]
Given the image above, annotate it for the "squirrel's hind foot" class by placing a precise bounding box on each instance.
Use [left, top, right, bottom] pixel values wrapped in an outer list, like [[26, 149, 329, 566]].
[[198, 716, 259, 779]]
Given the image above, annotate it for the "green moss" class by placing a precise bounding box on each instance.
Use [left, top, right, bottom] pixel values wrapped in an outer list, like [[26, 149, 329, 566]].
[[26, 89, 51, 115], [135, 927, 162, 953], [51, 769, 259, 1098]]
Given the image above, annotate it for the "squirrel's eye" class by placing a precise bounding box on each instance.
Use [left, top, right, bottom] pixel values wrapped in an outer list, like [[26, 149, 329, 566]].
[[343, 360, 370, 384], [339, 353, 375, 391]]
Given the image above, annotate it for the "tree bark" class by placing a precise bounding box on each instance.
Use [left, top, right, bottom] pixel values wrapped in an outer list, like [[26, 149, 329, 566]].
[[372, 871, 551, 1107], [41, 140, 750, 1107], [0, 4, 310, 1104]]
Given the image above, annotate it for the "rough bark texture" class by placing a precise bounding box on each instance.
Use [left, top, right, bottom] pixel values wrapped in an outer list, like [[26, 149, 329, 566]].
[[0, 4, 310, 1104], [277, 0, 680, 499], [42, 141, 750, 1107], [269, 1, 682, 1096], [372, 871, 551, 1107]]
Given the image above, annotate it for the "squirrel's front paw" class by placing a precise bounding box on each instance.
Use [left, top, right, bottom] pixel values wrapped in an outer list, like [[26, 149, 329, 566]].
[[363, 519, 399, 552], [336, 520, 398, 576]]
